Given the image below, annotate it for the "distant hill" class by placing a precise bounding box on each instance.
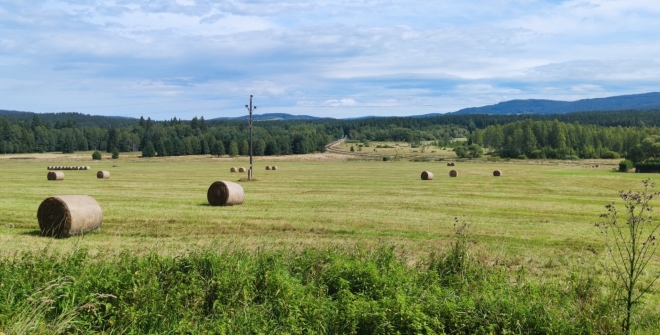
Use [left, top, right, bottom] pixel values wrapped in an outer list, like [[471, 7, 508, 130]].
[[210, 113, 322, 121], [440, 92, 660, 115], [0, 110, 137, 128]]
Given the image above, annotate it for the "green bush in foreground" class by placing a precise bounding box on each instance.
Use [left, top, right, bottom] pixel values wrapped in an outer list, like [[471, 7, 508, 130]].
[[0, 245, 646, 334]]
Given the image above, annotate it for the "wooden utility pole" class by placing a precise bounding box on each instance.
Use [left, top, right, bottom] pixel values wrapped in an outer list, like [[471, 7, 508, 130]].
[[245, 95, 256, 180]]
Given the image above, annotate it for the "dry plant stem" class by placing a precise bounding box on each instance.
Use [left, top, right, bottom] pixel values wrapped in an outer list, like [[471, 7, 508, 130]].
[[598, 178, 660, 335]]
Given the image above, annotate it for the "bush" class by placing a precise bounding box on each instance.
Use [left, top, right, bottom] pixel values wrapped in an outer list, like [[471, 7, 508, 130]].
[[564, 155, 580, 160], [92, 151, 102, 160], [517, 154, 528, 160], [528, 150, 545, 159], [111, 147, 119, 159], [382, 156, 390, 161], [601, 151, 621, 159], [619, 160, 634, 172]]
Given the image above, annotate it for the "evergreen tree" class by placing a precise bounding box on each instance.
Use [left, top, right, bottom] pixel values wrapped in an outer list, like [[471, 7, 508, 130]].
[[142, 141, 156, 157]]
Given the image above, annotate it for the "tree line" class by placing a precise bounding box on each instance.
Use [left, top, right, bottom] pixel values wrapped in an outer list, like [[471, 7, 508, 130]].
[[3, 110, 660, 163]]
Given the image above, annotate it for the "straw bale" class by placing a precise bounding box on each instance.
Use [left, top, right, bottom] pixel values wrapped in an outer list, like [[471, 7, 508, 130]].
[[230, 167, 237, 172], [447, 162, 455, 166], [97, 171, 110, 179], [207, 181, 244, 206], [271, 166, 278, 170], [37, 195, 102, 238], [85, 166, 91, 170], [238, 167, 246, 172], [47, 171, 64, 181], [47, 166, 52, 170], [493, 170, 502, 177], [421, 171, 434, 180], [449, 170, 458, 177], [266, 166, 271, 170]]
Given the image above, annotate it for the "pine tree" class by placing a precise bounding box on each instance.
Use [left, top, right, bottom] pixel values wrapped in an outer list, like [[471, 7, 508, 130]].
[[142, 141, 156, 157]]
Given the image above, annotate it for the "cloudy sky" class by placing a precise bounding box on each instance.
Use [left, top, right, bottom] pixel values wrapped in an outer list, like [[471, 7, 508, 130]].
[[1, 0, 659, 119]]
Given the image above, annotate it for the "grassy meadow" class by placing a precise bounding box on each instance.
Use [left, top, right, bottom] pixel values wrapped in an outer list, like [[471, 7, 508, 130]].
[[1, 150, 659, 333], [0, 151, 647, 262]]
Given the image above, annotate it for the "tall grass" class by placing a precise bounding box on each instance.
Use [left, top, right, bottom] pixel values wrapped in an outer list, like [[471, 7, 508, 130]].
[[1, 244, 653, 334]]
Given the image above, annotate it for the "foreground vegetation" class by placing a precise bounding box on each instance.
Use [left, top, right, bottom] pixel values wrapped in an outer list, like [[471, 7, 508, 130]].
[[2, 242, 655, 334]]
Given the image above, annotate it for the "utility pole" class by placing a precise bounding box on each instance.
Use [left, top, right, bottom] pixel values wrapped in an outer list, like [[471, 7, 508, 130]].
[[245, 95, 256, 180]]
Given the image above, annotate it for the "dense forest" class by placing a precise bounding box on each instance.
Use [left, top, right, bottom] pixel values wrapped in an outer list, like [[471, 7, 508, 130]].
[[2, 110, 660, 162]]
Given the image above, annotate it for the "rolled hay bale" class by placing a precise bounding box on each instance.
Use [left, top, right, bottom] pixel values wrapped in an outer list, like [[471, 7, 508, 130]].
[[447, 162, 455, 166], [449, 170, 458, 177], [37, 195, 102, 238], [493, 170, 502, 177], [47, 171, 64, 181], [207, 181, 244, 206], [266, 166, 271, 170], [230, 167, 237, 173], [97, 171, 110, 179], [238, 167, 246, 173], [47, 166, 52, 170], [85, 166, 91, 170], [421, 171, 434, 180], [271, 166, 278, 171]]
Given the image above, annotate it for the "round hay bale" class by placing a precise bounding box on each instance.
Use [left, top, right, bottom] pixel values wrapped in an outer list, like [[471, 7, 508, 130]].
[[271, 166, 278, 171], [85, 166, 91, 170], [47, 166, 52, 170], [37, 195, 103, 238], [493, 170, 502, 177], [47, 171, 64, 181], [230, 167, 237, 173], [97, 171, 110, 179], [266, 166, 271, 170], [449, 170, 458, 177], [447, 162, 455, 166], [207, 181, 244, 206], [421, 171, 434, 180], [238, 167, 246, 173]]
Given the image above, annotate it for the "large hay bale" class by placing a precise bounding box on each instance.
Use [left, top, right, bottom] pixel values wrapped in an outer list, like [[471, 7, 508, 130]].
[[266, 166, 271, 170], [493, 170, 502, 177], [447, 162, 455, 166], [207, 181, 244, 206], [37, 195, 103, 238], [230, 167, 237, 173], [97, 171, 110, 179], [47, 166, 52, 170], [421, 171, 434, 180], [238, 167, 246, 173], [449, 170, 458, 177], [271, 166, 278, 171], [85, 166, 91, 170], [47, 171, 64, 181]]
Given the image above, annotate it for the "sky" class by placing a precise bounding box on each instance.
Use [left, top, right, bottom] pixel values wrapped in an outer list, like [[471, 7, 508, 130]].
[[1, 0, 659, 120]]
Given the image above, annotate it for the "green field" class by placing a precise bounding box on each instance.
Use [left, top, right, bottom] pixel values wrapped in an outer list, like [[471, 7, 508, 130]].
[[2, 152, 660, 333], [0, 152, 641, 262]]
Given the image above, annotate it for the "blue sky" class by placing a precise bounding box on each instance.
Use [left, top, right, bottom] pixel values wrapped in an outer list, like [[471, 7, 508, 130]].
[[1, 0, 659, 119]]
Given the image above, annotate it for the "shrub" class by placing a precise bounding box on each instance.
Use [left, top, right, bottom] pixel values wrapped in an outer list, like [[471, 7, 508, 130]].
[[92, 151, 102, 160], [382, 156, 390, 161], [601, 151, 621, 159], [619, 160, 633, 172], [517, 154, 527, 160], [111, 147, 119, 159]]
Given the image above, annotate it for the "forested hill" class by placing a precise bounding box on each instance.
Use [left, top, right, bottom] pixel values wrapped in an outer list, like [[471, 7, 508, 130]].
[[444, 92, 660, 115], [211, 113, 321, 121], [0, 110, 138, 128]]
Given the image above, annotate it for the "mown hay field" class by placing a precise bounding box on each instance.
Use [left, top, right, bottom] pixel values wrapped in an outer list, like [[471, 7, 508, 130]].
[[0, 152, 647, 271]]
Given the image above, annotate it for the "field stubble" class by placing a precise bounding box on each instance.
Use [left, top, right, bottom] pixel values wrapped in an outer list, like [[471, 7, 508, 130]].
[[0, 152, 650, 272]]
